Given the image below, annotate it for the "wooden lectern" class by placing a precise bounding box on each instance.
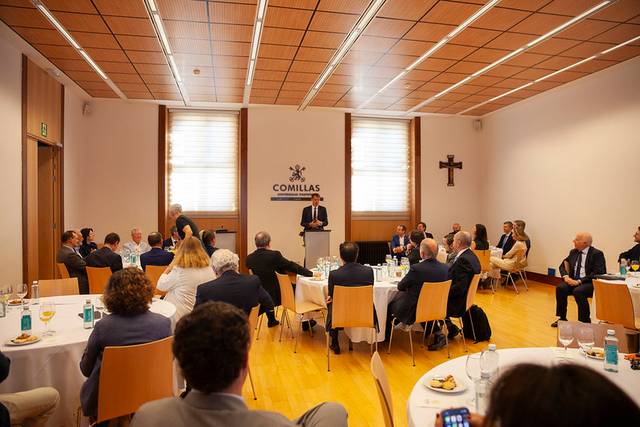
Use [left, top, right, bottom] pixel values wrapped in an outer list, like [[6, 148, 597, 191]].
[[216, 231, 237, 253], [304, 230, 331, 269]]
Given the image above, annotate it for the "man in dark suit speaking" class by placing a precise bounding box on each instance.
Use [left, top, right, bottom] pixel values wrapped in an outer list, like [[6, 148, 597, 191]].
[[300, 193, 328, 231]]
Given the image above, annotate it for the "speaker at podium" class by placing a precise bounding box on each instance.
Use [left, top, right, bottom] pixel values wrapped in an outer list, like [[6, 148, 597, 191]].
[[303, 230, 331, 269]]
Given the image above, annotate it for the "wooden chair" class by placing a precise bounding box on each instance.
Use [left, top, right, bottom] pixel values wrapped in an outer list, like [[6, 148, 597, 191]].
[[145, 265, 168, 297], [96, 336, 174, 424], [501, 254, 528, 294], [451, 274, 481, 352], [556, 321, 637, 353], [246, 305, 260, 400], [56, 262, 70, 279], [388, 280, 452, 364], [593, 280, 638, 330], [370, 351, 394, 427], [328, 285, 376, 371], [276, 272, 325, 353], [472, 250, 493, 292], [38, 278, 79, 297], [87, 267, 112, 294]]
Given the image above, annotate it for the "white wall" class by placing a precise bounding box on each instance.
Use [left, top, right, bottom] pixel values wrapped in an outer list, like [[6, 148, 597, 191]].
[[0, 35, 23, 283], [480, 56, 640, 274]]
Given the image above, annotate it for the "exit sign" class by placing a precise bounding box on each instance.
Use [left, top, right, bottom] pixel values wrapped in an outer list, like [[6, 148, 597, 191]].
[[40, 122, 47, 137]]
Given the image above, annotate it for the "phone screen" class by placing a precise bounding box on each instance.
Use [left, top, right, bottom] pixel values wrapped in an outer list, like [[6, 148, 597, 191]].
[[441, 407, 470, 427]]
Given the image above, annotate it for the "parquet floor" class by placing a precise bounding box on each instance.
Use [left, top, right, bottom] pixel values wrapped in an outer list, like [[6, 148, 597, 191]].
[[242, 281, 574, 427]]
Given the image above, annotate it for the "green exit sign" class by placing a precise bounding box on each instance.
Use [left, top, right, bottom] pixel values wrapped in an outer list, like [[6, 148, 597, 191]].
[[40, 122, 47, 137]]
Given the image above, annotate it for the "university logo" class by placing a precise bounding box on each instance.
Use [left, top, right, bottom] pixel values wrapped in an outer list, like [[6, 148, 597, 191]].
[[271, 164, 320, 201], [289, 164, 306, 182]]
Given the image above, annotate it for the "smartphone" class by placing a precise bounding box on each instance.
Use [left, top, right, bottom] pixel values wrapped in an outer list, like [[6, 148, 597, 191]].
[[441, 407, 470, 427], [77, 310, 102, 320]]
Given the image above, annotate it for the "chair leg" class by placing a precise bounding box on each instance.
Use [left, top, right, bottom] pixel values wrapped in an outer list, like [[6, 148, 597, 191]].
[[247, 367, 257, 400], [469, 313, 477, 342], [409, 327, 415, 367], [457, 318, 467, 352], [326, 332, 331, 372], [519, 270, 529, 290], [255, 314, 263, 341], [284, 311, 294, 339], [294, 316, 301, 353], [278, 309, 286, 342], [348, 339, 353, 352], [388, 317, 396, 354], [508, 273, 519, 294], [489, 277, 496, 293], [443, 320, 450, 359]]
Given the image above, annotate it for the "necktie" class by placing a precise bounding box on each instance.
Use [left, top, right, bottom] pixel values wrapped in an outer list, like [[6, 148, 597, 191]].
[[313, 207, 317, 222], [574, 252, 583, 280]]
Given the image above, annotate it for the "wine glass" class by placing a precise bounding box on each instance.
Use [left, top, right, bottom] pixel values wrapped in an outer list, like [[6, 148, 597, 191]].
[[1, 285, 13, 309], [577, 327, 595, 357], [558, 323, 574, 355], [15, 283, 27, 304], [39, 302, 56, 336], [465, 353, 482, 383]]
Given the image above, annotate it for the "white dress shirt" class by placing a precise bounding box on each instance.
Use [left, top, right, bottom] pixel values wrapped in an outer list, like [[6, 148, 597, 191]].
[[156, 267, 216, 321], [123, 241, 152, 255], [575, 246, 589, 279]]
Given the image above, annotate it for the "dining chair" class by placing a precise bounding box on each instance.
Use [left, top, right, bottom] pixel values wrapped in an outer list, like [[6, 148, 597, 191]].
[[144, 265, 168, 297], [451, 274, 481, 352], [38, 278, 79, 297], [86, 267, 112, 295], [593, 279, 638, 330], [56, 262, 70, 279], [370, 351, 394, 427], [246, 305, 260, 400], [472, 250, 493, 292]]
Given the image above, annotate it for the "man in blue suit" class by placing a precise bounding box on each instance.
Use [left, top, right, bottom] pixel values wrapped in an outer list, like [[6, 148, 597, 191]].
[[300, 193, 328, 231], [140, 232, 174, 271], [496, 221, 515, 254], [391, 225, 410, 262]]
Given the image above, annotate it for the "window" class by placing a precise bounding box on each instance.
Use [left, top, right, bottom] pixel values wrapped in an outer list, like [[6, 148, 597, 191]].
[[168, 109, 239, 213], [351, 117, 410, 215]]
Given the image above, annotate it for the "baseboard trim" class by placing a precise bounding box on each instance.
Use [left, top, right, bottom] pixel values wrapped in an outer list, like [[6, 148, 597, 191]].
[[526, 271, 562, 286]]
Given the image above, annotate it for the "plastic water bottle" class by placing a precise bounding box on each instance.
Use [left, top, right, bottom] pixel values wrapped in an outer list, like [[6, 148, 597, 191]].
[[31, 281, 39, 305], [475, 372, 492, 414], [620, 259, 628, 276], [604, 329, 619, 372], [21, 302, 32, 334], [480, 343, 500, 379], [83, 299, 94, 329]]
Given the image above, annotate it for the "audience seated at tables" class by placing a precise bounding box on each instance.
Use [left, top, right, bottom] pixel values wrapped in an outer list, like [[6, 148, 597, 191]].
[[514, 219, 531, 257], [619, 226, 640, 263], [496, 221, 515, 254], [0, 351, 60, 427], [442, 235, 456, 264], [168, 204, 200, 240], [156, 237, 215, 322], [471, 224, 489, 250], [56, 230, 89, 294], [407, 230, 424, 265], [122, 228, 151, 257], [202, 230, 218, 257], [79, 227, 98, 258], [80, 268, 172, 423], [387, 239, 449, 336], [430, 231, 480, 351], [131, 302, 348, 427], [391, 225, 410, 262], [85, 233, 123, 273], [162, 226, 180, 250], [552, 232, 606, 327], [195, 249, 276, 325], [435, 363, 640, 427], [326, 242, 374, 355], [416, 221, 434, 239], [140, 232, 174, 271], [489, 226, 528, 272]]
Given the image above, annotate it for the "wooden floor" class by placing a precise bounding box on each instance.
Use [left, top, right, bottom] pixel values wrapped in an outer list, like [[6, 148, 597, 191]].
[[241, 281, 574, 427]]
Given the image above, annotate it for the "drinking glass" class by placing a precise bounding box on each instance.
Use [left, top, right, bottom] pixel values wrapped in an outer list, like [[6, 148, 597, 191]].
[[39, 302, 56, 336], [15, 283, 28, 304], [385, 254, 392, 264], [465, 353, 482, 383], [577, 327, 595, 357], [1, 285, 13, 309], [558, 323, 574, 355]]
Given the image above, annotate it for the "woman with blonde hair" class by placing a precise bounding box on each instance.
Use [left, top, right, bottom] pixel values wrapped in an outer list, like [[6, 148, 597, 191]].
[[156, 236, 215, 321], [490, 225, 528, 272]]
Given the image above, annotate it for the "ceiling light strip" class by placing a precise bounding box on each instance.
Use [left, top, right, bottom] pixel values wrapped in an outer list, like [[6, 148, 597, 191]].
[[299, 0, 387, 111], [457, 34, 639, 116], [407, 0, 614, 114], [243, 0, 269, 105]]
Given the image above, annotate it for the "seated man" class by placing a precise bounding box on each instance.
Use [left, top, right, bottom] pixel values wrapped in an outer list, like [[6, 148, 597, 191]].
[[131, 302, 348, 427], [326, 242, 374, 354], [196, 249, 278, 327], [552, 232, 606, 327], [406, 230, 425, 265], [416, 222, 434, 239], [391, 225, 410, 262], [86, 232, 123, 273], [122, 228, 151, 257], [618, 226, 640, 264], [430, 231, 481, 351], [0, 351, 60, 427], [162, 226, 180, 250], [496, 221, 515, 254], [56, 230, 89, 294], [202, 230, 218, 257], [444, 222, 462, 241], [140, 232, 174, 271]]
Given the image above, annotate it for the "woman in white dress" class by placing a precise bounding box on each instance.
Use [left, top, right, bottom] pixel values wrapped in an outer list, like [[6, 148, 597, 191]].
[[156, 236, 215, 321], [490, 225, 528, 272]]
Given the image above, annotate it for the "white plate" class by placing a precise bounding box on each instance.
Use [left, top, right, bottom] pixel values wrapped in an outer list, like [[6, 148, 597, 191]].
[[5, 336, 41, 346], [7, 300, 24, 306], [584, 347, 605, 360], [422, 375, 468, 394]]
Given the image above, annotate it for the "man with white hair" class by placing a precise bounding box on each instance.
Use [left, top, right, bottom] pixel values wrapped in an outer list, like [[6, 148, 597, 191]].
[[552, 232, 606, 326], [195, 249, 276, 325], [168, 204, 200, 240], [122, 228, 151, 257]]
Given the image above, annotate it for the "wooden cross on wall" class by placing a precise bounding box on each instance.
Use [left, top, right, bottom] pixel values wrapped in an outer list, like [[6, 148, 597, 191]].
[[439, 155, 462, 187]]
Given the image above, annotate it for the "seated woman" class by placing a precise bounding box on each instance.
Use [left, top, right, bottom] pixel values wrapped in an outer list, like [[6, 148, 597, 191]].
[[202, 230, 218, 257], [490, 226, 527, 271], [442, 235, 456, 264], [79, 227, 98, 258], [156, 236, 216, 321], [471, 223, 489, 250], [80, 268, 172, 423]]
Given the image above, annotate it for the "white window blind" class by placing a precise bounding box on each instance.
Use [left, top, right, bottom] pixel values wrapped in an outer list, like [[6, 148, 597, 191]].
[[351, 117, 410, 215], [168, 110, 239, 213]]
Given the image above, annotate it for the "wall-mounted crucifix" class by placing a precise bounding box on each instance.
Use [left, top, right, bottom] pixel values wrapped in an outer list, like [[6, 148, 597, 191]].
[[439, 155, 462, 187]]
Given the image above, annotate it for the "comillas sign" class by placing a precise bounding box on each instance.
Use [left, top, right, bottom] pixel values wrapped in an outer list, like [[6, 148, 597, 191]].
[[271, 164, 322, 201]]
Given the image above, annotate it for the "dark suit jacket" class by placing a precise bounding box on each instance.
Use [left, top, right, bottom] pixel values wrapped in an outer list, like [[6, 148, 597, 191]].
[[140, 247, 174, 271], [205, 245, 218, 257], [0, 352, 8, 426], [85, 247, 123, 273], [393, 258, 449, 325], [56, 246, 88, 294], [619, 243, 640, 263], [423, 231, 434, 239], [79, 242, 98, 258], [326, 262, 374, 329], [408, 248, 421, 265], [245, 248, 312, 306], [300, 205, 328, 230], [497, 233, 514, 254], [391, 235, 410, 260], [559, 246, 607, 285], [195, 270, 274, 315], [447, 249, 481, 317], [162, 237, 178, 250]]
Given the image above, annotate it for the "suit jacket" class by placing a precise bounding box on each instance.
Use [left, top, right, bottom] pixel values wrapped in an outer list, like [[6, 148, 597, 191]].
[[422, 231, 434, 239], [131, 391, 297, 427], [393, 258, 449, 325], [205, 244, 218, 257], [79, 242, 98, 258], [391, 235, 410, 260], [300, 205, 328, 230], [56, 246, 89, 294], [327, 262, 374, 329], [0, 352, 8, 427], [140, 247, 174, 271], [559, 246, 607, 285], [447, 248, 481, 317], [195, 270, 274, 315], [245, 248, 312, 306], [408, 248, 421, 265], [85, 247, 123, 273], [162, 237, 178, 250], [619, 243, 640, 263], [497, 233, 514, 254]]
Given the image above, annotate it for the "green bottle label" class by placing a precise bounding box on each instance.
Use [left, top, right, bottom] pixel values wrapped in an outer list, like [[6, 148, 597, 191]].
[[84, 307, 93, 323], [21, 314, 32, 331]]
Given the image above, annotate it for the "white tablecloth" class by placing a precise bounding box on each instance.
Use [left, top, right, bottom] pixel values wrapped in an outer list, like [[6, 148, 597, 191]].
[[296, 276, 399, 343], [0, 295, 176, 427], [407, 347, 640, 427], [592, 276, 640, 324]]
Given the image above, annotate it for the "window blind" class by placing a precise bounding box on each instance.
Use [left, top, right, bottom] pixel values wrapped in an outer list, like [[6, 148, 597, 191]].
[[351, 117, 410, 214], [168, 109, 239, 213]]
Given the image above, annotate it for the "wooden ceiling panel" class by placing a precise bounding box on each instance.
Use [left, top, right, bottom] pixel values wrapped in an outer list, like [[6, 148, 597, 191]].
[[285, 71, 318, 82], [84, 48, 129, 63], [389, 39, 433, 56], [133, 63, 173, 75], [256, 57, 291, 71], [452, 27, 502, 47], [431, 72, 468, 85], [435, 91, 468, 102], [352, 35, 398, 52], [13, 27, 67, 45], [341, 50, 383, 65], [510, 13, 571, 35], [447, 60, 490, 74], [590, 23, 640, 45], [289, 60, 326, 73], [560, 19, 618, 41], [93, 0, 147, 17], [528, 79, 564, 91], [403, 68, 440, 82], [99, 61, 137, 73], [70, 31, 119, 49], [216, 94, 243, 103], [265, 7, 313, 29], [157, 0, 207, 22], [209, 2, 256, 25], [141, 74, 176, 84], [527, 36, 581, 55], [56, 12, 109, 33], [462, 93, 493, 103], [174, 53, 213, 68], [469, 74, 503, 86], [376, 53, 417, 68], [318, 0, 370, 14], [322, 82, 351, 93], [252, 79, 283, 89], [367, 66, 403, 78], [0, 5, 50, 28], [414, 57, 457, 71], [484, 64, 526, 78], [148, 83, 180, 93], [471, 7, 531, 31], [597, 44, 640, 61], [281, 81, 312, 92], [51, 58, 93, 72], [251, 95, 278, 104], [153, 92, 182, 101], [44, 0, 97, 14], [251, 88, 279, 98], [115, 82, 151, 92], [512, 67, 552, 80], [421, 1, 482, 25], [170, 38, 211, 54], [302, 30, 345, 49], [211, 24, 252, 42], [64, 70, 103, 82], [33, 44, 80, 59], [115, 35, 162, 51], [109, 72, 144, 83], [485, 31, 537, 50], [128, 50, 168, 65], [541, 69, 587, 83], [534, 55, 578, 70], [378, 0, 438, 21], [258, 43, 297, 60], [77, 80, 112, 91], [276, 97, 304, 105], [364, 17, 413, 38], [123, 91, 154, 99], [448, 84, 484, 95], [540, 0, 604, 17], [213, 55, 248, 68], [253, 69, 287, 81], [431, 44, 477, 60], [560, 41, 615, 58], [104, 16, 156, 37], [86, 89, 119, 98], [465, 47, 511, 63], [593, 0, 640, 23], [493, 77, 530, 89], [269, 0, 316, 9], [261, 27, 304, 45], [567, 58, 617, 73], [296, 46, 335, 62], [164, 21, 209, 39], [503, 51, 550, 67], [309, 11, 359, 33], [405, 22, 456, 42]]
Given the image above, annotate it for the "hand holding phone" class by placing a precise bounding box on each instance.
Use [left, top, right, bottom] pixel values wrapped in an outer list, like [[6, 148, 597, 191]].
[[440, 407, 470, 427]]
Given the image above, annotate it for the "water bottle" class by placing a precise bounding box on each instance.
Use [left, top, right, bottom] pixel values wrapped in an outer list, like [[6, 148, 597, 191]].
[[83, 299, 94, 329], [31, 281, 39, 305], [20, 302, 32, 334], [474, 372, 492, 414], [620, 259, 628, 276], [480, 343, 500, 379], [604, 329, 619, 372], [0, 298, 6, 318]]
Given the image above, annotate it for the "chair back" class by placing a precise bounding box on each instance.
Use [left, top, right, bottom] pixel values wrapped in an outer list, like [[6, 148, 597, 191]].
[[370, 351, 394, 427], [473, 250, 491, 273], [87, 267, 112, 294], [415, 280, 452, 323], [96, 336, 174, 423], [57, 262, 70, 279], [332, 285, 374, 329], [38, 278, 79, 297], [593, 280, 637, 330], [556, 321, 637, 353], [248, 305, 260, 341], [465, 274, 481, 312], [276, 272, 295, 311], [145, 265, 168, 296]]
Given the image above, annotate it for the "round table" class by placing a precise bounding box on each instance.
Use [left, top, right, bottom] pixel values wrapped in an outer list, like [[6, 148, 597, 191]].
[[0, 295, 176, 427], [407, 347, 640, 427]]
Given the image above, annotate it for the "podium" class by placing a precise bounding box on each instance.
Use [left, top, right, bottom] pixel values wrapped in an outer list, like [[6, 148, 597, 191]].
[[304, 230, 331, 269], [216, 231, 237, 252]]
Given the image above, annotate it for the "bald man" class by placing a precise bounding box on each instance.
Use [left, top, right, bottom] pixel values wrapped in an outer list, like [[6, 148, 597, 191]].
[[552, 232, 606, 326]]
